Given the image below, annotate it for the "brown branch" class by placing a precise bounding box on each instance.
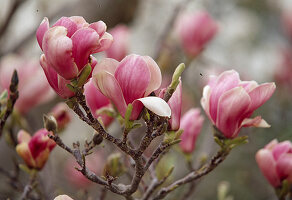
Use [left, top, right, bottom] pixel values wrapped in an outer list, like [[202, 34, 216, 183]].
[[0, 70, 19, 137], [20, 171, 37, 200], [152, 148, 231, 200]]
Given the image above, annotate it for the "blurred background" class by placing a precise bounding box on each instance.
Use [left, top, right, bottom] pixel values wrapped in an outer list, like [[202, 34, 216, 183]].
[[0, 0, 292, 199]]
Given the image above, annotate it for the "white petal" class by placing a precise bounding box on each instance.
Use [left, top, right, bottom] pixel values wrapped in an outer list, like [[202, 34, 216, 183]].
[[137, 97, 171, 117]]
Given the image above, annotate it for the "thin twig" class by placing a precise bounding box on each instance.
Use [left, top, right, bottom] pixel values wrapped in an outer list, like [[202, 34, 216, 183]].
[[152, 148, 231, 200]]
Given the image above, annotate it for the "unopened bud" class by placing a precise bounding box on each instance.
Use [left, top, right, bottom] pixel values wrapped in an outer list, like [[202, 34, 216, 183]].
[[93, 132, 103, 145], [103, 153, 125, 177], [43, 114, 57, 132]]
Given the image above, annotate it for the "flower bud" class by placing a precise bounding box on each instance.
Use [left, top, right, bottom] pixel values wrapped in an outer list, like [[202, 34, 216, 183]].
[[175, 11, 218, 57], [103, 153, 125, 177], [16, 129, 56, 170], [49, 102, 71, 131], [179, 108, 204, 153]]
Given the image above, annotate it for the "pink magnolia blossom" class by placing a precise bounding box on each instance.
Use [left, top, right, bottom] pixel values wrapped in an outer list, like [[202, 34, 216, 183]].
[[180, 108, 204, 153], [16, 129, 56, 170], [282, 9, 292, 38], [105, 25, 129, 61], [274, 48, 292, 89], [65, 151, 104, 188], [201, 70, 276, 138], [37, 16, 113, 80], [159, 80, 182, 131], [256, 139, 292, 187], [84, 78, 113, 126], [92, 55, 171, 120], [54, 195, 74, 200], [0, 54, 55, 114], [176, 11, 218, 57], [49, 102, 71, 131]]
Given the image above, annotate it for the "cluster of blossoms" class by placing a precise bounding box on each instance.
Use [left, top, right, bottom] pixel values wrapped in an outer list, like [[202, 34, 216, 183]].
[[0, 10, 289, 199]]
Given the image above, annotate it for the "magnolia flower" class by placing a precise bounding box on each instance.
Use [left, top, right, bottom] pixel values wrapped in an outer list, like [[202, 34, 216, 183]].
[[282, 9, 292, 38], [274, 48, 292, 89], [16, 129, 56, 170], [65, 152, 104, 188], [49, 102, 71, 131], [54, 195, 74, 200], [201, 70, 276, 138], [105, 25, 129, 61], [159, 80, 182, 131], [37, 16, 113, 80], [180, 108, 204, 153], [92, 55, 171, 120], [0, 54, 55, 114], [176, 11, 218, 57], [84, 78, 113, 126], [256, 139, 292, 187]]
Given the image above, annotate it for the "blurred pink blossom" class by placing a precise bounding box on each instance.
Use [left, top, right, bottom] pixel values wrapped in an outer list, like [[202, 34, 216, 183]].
[[0, 54, 55, 114], [176, 11, 218, 57], [84, 78, 113, 126], [256, 139, 292, 187], [37, 16, 113, 80], [274, 48, 292, 89], [179, 108, 204, 153], [201, 70, 276, 138], [105, 25, 129, 61], [16, 129, 56, 170], [92, 55, 171, 120]]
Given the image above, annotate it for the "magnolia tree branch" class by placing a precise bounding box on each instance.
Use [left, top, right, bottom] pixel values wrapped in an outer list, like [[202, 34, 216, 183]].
[[152, 148, 231, 200], [0, 70, 19, 137]]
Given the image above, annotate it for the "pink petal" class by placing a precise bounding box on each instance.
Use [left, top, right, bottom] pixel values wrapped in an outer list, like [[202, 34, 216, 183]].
[[241, 116, 270, 128], [216, 87, 251, 138], [69, 16, 88, 29], [168, 79, 182, 131], [36, 17, 49, 50], [276, 154, 292, 182], [180, 108, 204, 153], [247, 82, 276, 115], [97, 32, 113, 52], [256, 149, 281, 187], [272, 141, 292, 161], [239, 81, 258, 93], [201, 85, 214, 124], [71, 28, 100, 70], [143, 56, 162, 96], [89, 21, 107, 37], [92, 58, 119, 76], [40, 55, 74, 98], [265, 139, 279, 150], [53, 17, 78, 37], [42, 26, 78, 80], [93, 71, 127, 117], [17, 130, 31, 143], [84, 79, 111, 118], [40, 55, 59, 92], [115, 54, 150, 104], [209, 70, 241, 123], [130, 100, 144, 120], [136, 97, 171, 117]]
